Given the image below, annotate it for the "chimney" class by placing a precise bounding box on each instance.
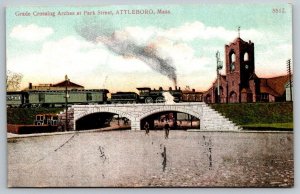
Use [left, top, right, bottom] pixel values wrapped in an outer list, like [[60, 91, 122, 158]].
[[29, 83, 32, 89], [179, 87, 181, 91], [169, 87, 172, 91], [175, 86, 177, 90], [192, 89, 195, 92], [159, 87, 163, 91]]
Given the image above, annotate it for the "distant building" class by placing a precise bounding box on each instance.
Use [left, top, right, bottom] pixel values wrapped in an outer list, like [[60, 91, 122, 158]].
[[23, 80, 84, 91], [182, 88, 203, 102], [203, 36, 292, 103]]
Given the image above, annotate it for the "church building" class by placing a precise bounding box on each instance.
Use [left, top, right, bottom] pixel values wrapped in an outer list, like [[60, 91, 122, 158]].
[[203, 35, 291, 103]]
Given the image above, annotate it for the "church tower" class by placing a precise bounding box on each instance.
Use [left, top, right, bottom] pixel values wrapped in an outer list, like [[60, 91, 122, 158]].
[[225, 29, 255, 103]]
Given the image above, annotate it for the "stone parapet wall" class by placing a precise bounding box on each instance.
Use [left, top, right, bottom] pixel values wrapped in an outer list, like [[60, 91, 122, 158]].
[[59, 102, 241, 131]]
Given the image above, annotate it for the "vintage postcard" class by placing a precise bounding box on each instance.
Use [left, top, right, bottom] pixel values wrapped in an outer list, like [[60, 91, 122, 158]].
[[6, 4, 293, 187]]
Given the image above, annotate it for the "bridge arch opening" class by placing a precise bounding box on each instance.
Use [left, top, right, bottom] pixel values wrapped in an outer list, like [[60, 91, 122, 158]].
[[75, 112, 131, 131], [140, 111, 200, 131]]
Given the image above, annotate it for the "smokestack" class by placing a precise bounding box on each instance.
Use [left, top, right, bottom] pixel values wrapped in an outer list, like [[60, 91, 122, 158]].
[[179, 87, 181, 91]]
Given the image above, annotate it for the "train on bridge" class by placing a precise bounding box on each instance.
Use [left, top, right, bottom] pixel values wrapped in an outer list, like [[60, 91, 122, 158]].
[[7, 81, 203, 107]]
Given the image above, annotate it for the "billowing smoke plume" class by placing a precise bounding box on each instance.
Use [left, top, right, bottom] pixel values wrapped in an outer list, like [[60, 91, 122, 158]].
[[75, 20, 177, 86]]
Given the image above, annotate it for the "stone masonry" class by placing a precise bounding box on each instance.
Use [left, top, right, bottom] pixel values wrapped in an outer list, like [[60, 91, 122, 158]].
[[59, 102, 241, 131]]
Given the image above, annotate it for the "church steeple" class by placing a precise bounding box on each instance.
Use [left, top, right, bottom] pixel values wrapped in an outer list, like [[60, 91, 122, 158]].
[[225, 33, 255, 102]]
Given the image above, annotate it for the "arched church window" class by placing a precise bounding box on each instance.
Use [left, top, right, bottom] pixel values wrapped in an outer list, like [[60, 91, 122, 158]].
[[231, 53, 236, 62], [244, 52, 249, 61], [230, 52, 236, 72], [229, 91, 238, 103]]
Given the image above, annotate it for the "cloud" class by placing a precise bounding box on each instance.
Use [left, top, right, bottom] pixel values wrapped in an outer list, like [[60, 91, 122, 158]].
[[163, 22, 265, 43], [102, 22, 264, 79], [119, 21, 263, 43], [8, 36, 105, 87], [76, 20, 265, 77], [160, 21, 230, 41], [108, 56, 152, 72], [116, 26, 157, 45], [255, 43, 292, 77], [10, 24, 54, 41], [76, 21, 179, 86], [74, 20, 231, 88], [146, 37, 212, 73], [7, 36, 154, 89]]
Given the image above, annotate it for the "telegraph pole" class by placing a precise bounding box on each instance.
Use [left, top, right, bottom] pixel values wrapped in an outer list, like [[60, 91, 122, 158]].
[[216, 51, 223, 103], [286, 59, 292, 101], [65, 75, 70, 131]]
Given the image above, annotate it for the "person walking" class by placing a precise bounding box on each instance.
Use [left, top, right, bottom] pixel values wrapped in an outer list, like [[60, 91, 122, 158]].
[[164, 122, 170, 139], [144, 121, 150, 135]]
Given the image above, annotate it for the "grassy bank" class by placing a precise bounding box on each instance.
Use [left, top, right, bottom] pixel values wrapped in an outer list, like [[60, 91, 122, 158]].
[[7, 108, 64, 125], [242, 123, 293, 129], [210, 102, 293, 129]]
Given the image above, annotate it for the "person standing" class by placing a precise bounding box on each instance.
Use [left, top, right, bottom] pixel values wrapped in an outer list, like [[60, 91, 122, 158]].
[[164, 122, 170, 139], [144, 121, 150, 135]]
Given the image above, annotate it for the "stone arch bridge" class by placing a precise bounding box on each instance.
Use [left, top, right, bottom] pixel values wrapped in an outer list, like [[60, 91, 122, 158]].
[[60, 102, 241, 131]]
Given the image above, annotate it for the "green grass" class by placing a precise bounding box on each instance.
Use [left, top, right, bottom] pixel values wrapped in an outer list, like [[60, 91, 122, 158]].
[[210, 102, 293, 126], [242, 122, 293, 129]]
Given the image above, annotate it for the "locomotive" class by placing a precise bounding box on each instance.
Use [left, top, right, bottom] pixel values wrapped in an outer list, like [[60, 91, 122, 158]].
[[110, 87, 183, 104], [110, 92, 139, 104]]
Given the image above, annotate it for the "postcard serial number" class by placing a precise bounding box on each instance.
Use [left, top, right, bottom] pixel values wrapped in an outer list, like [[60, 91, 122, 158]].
[[272, 8, 286, 14]]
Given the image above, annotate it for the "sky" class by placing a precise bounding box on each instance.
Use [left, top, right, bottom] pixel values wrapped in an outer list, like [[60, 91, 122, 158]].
[[6, 4, 292, 93]]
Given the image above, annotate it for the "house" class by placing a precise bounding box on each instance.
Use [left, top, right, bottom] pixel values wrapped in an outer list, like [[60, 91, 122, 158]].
[[23, 80, 84, 91]]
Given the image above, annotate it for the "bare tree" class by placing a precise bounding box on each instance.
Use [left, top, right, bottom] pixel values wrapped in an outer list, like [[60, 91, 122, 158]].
[[7, 70, 23, 91]]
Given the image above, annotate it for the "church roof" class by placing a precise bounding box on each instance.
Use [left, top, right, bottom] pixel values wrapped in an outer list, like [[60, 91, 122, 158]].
[[259, 75, 291, 96], [260, 86, 280, 97], [226, 37, 248, 46], [249, 73, 259, 80], [233, 37, 245, 43]]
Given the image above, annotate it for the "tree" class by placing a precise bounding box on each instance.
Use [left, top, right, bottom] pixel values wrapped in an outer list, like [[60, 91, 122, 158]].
[[6, 70, 23, 91]]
